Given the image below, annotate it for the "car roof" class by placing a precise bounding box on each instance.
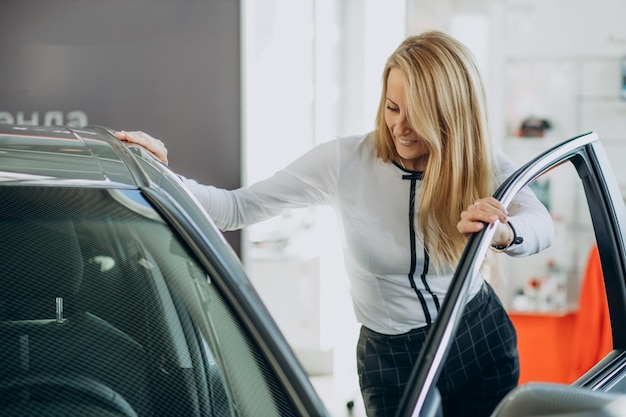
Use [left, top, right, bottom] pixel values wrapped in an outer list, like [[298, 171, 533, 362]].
[[0, 124, 144, 187]]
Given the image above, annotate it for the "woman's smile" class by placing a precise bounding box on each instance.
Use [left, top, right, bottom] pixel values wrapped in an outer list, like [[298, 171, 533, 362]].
[[385, 68, 429, 171], [398, 138, 418, 145]]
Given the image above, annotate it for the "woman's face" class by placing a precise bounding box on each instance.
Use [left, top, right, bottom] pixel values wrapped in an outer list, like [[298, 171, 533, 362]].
[[384, 67, 428, 171]]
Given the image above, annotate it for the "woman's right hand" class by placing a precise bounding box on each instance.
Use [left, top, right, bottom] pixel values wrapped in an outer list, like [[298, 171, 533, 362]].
[[457, 197, 508, 239], [114, 130, 169, 165]]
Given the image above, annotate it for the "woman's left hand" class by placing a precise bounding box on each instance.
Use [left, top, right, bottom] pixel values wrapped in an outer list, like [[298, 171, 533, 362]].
[[457, 197, 508, 239]]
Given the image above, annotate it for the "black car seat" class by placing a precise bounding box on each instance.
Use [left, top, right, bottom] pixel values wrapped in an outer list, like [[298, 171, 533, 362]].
[[0, 220, 152, 417]]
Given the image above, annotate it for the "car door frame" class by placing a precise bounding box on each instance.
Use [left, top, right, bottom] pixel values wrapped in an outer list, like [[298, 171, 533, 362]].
[[395, 131, 626, 416]]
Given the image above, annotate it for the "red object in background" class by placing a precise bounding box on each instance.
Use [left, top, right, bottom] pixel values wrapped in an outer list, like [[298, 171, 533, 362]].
[[509, 312, 577, 384], [509, 245, 612, 385], [569, 245, 612, 381], [528, 277, 541, 289]]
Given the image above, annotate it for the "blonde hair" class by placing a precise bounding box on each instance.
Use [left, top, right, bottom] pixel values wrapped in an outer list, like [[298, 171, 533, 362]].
[[374, 31, 497, 269]]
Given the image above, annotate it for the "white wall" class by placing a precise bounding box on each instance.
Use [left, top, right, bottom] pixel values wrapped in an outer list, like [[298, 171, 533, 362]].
[[242, 0, 408, 337], [241, 1, 406, 414]]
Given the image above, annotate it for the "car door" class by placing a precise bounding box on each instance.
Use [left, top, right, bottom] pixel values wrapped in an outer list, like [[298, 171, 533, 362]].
[[395, 131, 626, 417]]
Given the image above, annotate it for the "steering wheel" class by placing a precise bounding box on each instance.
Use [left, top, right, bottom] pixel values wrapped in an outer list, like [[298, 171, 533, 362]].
[[0, 375, 137, 417]]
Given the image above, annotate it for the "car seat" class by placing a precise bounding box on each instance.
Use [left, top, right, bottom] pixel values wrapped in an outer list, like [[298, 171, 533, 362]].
[[0, 219, 152, 416]]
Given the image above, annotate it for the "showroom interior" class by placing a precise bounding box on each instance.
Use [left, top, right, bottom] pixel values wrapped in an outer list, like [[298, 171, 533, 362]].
[[2, 0, 626, 416]]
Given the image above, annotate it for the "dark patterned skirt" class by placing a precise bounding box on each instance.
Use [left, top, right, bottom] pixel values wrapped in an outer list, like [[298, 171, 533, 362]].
[[357, 282, 519, 417]]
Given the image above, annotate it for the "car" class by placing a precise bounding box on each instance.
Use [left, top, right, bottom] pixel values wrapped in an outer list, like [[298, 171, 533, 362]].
[[0, 124, 625, 417], [0, 124, 329, 417]]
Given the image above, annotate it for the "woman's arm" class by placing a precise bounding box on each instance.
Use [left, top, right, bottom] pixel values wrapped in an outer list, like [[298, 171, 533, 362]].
[[455, 150, 554, 257], [115, 130, 340, 231], [495, 149, 554, 257]]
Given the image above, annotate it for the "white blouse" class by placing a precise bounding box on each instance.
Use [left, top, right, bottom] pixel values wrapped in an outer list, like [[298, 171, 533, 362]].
[[184, 132, 553, 334]]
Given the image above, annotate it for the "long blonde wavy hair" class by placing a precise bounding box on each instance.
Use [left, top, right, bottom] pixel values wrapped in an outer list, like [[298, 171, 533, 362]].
[[374, 31, 498, 269]]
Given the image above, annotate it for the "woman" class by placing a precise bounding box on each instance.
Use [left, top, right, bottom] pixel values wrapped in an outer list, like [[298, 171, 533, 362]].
[[116, 31, 553, 417]]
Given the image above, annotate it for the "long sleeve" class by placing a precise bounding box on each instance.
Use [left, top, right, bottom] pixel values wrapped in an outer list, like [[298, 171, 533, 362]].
[[183, 139, 340, 231], [180, 134, 555, 335], [495, 149, 554, 257]]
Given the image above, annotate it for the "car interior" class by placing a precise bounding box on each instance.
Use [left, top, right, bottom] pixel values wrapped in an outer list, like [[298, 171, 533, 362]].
[[0, 185, 295, 417], [0, 208, 152, 416]]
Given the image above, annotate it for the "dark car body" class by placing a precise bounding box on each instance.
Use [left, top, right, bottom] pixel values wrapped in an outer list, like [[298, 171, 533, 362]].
[[0, 124, 329, 417], [1, 124, 626, 417]]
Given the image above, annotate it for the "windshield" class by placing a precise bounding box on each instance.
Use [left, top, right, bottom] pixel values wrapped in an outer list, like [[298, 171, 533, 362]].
[[0, 185, 299, 417]]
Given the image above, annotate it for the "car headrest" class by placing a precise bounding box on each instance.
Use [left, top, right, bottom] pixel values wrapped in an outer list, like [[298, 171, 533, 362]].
[[0, 220, 84, 300]]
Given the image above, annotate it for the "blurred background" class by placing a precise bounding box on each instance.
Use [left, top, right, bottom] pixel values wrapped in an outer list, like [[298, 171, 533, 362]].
[[2, 1, 626, 415]]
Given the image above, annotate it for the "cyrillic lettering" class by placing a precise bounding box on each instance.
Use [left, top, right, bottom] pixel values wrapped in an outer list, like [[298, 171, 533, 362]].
[[66, 111, 88, 128], [0, 112, 14, 124], [0, 111, 89, 127], [44, 111, 64, 126], [16, 111, 39, 125]]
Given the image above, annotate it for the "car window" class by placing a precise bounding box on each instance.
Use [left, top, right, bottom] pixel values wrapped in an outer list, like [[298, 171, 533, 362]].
[[0, 185, 299, 417]]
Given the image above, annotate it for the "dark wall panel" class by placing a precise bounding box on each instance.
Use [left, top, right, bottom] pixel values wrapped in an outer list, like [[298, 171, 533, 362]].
[[0, 0, 241, 253]]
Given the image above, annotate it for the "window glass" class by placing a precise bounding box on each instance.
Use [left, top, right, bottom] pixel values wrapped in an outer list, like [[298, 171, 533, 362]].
[[0, 186, 297, 417]]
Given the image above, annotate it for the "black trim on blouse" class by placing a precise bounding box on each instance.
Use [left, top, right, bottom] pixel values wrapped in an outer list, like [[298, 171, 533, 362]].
[[396, 163, 440, 326]]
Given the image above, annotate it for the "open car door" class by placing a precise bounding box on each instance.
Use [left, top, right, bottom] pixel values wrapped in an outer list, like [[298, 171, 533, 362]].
[[396, 132, 626, 417]]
